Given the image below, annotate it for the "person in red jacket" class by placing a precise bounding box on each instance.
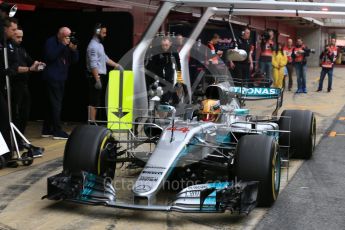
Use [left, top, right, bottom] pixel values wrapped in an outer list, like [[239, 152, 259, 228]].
[[317, 44, 335, 92], [291, 38, 310, 93], [259, 29, 275, 85], [329, 38, 338, 63], [207, 33, 223, 65]]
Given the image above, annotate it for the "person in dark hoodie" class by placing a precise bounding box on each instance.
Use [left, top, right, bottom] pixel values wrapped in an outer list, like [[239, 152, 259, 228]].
[[41, 27, 78, 140]]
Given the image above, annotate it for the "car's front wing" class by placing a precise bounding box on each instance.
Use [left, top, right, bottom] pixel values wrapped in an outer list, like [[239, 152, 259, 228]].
[[43, 171, 258, 214]]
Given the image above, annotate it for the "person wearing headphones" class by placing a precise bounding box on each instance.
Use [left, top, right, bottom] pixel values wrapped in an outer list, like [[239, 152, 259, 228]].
[[86, 23, 121, 123], [41, 27, 79, 140]]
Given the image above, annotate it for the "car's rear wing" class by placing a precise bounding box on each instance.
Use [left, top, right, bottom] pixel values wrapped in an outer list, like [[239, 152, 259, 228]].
[[230, 86, 282, 100], [229, 86, 284, 116]]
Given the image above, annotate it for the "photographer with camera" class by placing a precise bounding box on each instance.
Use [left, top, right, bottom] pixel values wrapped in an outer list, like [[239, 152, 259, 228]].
[[9, 27, 45, 149], [41, 27, 79, 140], [317, 44, 335, 93], [259, 29, 275, 85], [292, 38, 311, 94]]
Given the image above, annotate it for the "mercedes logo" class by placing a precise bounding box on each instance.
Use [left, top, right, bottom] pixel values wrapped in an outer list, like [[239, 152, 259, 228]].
[[134, 185, 152, 193]]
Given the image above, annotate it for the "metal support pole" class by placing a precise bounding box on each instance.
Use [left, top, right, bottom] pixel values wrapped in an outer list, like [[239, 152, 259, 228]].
[[133, 1, 176, 117], [3, 43, 15, 156], [179, 7, 215, 104], [172, 0, 345, 12]]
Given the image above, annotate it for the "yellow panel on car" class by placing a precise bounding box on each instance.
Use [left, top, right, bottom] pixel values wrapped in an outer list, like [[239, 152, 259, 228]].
[[107, 70, 134, 130]]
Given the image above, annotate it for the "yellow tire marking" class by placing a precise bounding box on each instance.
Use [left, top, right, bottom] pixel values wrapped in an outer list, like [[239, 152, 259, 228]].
[[98, 134, 110, 175], [272, 149, 278, 201]]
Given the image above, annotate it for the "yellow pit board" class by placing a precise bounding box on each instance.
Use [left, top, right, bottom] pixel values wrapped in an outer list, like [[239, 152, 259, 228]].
[[107, 70, 134, 130]]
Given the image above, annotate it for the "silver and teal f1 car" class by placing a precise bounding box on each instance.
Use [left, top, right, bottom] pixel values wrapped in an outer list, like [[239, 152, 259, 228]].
[[43, 0, 317, 215], [43, 81, 316, 215]]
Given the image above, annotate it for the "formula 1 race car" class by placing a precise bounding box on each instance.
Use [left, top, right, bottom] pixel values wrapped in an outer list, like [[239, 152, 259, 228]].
[[43, 78, 316, 214], [43, 0, 317, 215]]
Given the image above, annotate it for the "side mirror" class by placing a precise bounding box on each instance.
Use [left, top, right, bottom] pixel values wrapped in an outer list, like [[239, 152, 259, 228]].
[[227, 48, 247, 62]]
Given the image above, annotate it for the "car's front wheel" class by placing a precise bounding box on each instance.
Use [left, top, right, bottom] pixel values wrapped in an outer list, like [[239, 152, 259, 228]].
[[235, 135, 281, 207], [63, 125, 117, 178]]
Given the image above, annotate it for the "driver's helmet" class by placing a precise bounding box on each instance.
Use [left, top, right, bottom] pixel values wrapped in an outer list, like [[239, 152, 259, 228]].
[[199, 99, 221, 122]]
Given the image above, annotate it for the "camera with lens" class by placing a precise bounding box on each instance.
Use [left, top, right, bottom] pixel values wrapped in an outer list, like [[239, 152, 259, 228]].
[[69, 32, 78, 45], [261, 31, 270, 41], [304, 47, 316, 54], [37, 63, 46, 71]]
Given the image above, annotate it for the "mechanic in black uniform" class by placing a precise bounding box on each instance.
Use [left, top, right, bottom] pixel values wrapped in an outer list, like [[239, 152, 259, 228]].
[[0, 17, 18, 166], [9, 27, 42, 149], [146, 36, 182, 105], [229, 27, 254, 86]]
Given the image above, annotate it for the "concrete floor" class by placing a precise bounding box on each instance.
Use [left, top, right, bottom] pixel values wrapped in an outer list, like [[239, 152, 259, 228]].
[[0, 66, 344, 230], [256, 100, 345, 230]]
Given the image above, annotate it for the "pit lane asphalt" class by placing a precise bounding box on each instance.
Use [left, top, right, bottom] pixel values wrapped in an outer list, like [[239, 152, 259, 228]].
[[256, 104, 345, 230]]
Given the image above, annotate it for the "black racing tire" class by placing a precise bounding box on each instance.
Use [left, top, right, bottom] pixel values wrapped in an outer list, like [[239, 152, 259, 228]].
[[63, 125, 114, 176], [279, 110, 316, 159], [235, 135, 281, 207]]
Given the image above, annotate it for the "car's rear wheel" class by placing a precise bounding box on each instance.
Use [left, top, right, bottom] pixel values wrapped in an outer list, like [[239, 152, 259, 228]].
[[235, 135, 281, 207], [279, 110, 316, 159], [63, 125, 116, 178]]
